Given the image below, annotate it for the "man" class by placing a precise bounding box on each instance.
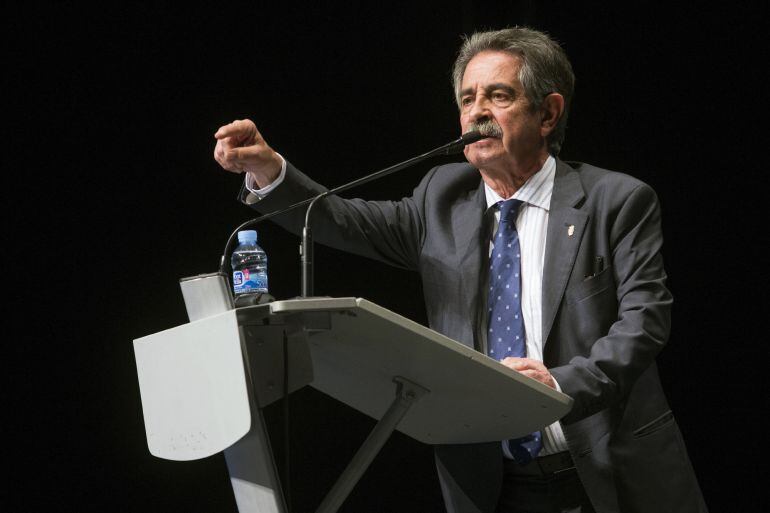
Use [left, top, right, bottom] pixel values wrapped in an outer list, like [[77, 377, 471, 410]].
[[214, 27, 706, 513]]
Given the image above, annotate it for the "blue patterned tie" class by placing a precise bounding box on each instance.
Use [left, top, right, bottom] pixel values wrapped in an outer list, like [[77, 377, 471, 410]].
[[487, 199, 542, 464]]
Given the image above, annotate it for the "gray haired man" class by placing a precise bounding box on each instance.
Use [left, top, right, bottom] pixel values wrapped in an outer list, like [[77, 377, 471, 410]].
[[215, 27, 707, 513]]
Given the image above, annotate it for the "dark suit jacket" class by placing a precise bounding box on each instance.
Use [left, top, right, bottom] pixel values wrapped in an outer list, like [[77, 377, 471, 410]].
[[242, 158, 707, 513]]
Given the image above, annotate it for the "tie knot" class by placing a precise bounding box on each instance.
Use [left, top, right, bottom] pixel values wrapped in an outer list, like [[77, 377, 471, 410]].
[[497, 199, 524, 223]]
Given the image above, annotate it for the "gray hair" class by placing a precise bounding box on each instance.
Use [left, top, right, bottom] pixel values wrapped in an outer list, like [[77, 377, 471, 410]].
[[452, 27, 575, 155]]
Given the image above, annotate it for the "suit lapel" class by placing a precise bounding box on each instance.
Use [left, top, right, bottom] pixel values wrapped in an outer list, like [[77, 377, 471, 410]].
[[542, 160, 587, 347], [455, 181, 488, 351]]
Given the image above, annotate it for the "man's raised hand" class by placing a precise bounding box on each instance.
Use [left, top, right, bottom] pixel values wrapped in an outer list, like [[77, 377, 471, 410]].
[[214, 119, 282, 188]]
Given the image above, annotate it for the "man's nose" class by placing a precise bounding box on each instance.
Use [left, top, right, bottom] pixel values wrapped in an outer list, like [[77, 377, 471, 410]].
[[468, 95, 492, 122]]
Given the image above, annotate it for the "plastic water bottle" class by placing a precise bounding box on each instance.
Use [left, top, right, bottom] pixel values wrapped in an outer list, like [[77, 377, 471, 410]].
[[231, 230, 268, 296]]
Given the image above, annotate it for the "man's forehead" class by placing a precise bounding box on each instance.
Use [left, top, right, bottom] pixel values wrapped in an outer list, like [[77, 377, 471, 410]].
[[461, 51, 523, 89]]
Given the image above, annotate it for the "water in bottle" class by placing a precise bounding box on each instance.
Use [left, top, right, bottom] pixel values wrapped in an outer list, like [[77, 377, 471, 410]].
[[231, 230, 268, 296]]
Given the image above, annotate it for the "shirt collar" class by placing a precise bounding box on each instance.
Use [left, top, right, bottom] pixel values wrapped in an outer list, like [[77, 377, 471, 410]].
[[483, 155, 555, 212]]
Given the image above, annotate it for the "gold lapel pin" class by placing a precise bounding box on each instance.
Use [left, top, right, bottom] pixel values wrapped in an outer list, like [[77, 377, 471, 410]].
[[567, 225, 575, 237]]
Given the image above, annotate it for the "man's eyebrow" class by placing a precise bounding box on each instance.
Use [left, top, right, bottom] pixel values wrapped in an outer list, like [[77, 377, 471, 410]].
[[460, 83, 517, 96], [484, 83, 516, 94]]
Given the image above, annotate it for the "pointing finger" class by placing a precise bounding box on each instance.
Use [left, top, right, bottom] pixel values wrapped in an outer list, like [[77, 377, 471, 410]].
[[214, 124, 239, 139], [214, 119, 257, 140]]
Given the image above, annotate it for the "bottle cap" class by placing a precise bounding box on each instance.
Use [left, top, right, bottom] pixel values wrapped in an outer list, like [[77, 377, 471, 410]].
[[237, 230, 258, 244]]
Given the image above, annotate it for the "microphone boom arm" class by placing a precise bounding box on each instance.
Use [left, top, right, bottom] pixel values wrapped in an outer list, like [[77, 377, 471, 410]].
[[218, 131, 488, 297]]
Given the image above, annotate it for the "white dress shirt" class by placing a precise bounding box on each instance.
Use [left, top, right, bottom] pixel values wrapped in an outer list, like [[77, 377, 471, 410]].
[[484, 155, 568, 456]]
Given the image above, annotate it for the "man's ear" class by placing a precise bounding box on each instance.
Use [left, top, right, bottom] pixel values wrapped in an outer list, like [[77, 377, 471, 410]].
[[540, 93, 565, 138]]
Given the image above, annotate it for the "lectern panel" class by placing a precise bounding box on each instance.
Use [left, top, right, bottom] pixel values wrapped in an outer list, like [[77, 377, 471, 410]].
[[133, 310, 251, 460], [269, 298, 572, 445]]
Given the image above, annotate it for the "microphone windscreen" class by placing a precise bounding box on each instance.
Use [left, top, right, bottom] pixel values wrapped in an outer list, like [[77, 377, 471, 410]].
[[460, 130, 486, 144]]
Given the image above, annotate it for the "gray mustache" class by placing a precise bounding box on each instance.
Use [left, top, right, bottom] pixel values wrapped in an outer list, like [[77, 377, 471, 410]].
[[468, 119, 503, 138]]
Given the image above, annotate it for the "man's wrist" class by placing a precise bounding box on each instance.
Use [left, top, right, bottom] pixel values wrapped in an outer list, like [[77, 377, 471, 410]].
[[244, 153, 287, 197]]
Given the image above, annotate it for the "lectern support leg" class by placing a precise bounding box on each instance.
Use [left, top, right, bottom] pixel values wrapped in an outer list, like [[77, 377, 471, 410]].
[[224, 408, 287, 513], [315, 376, 429, 513]]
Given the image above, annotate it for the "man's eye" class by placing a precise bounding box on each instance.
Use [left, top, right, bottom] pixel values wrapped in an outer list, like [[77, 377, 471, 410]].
[[461, 97, 474, 106], [492, 92, 512, 104]]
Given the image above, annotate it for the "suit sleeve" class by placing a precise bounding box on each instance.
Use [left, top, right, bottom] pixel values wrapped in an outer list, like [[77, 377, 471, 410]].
[[549, 183, 673, 424], [240, 161, 432, 272]]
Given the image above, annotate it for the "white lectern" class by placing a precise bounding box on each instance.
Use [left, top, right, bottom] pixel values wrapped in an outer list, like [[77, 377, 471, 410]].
[[133, 274, 572, 513]]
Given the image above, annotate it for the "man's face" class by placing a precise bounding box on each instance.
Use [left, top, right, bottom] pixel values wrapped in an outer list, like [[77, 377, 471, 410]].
[[459, 51, 546, 174]]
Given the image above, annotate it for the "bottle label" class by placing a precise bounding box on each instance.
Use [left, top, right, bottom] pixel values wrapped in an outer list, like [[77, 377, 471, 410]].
[[233, 268, 268, 294]]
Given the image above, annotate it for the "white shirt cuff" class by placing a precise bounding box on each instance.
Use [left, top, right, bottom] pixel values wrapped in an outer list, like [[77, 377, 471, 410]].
[[244, 153, 287, 197], [551, 376, 562, 393]]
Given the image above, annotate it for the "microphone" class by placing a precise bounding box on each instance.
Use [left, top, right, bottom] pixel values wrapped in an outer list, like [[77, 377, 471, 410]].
[[442, 130, 489, 155], [217, 130, 489, 297]]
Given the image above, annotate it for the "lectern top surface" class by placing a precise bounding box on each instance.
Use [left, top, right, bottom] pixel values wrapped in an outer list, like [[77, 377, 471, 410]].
[[263, 297, 572, 445]]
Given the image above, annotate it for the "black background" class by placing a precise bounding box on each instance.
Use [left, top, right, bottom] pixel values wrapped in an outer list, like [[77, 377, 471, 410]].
[[7, 2, 767, 512]]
